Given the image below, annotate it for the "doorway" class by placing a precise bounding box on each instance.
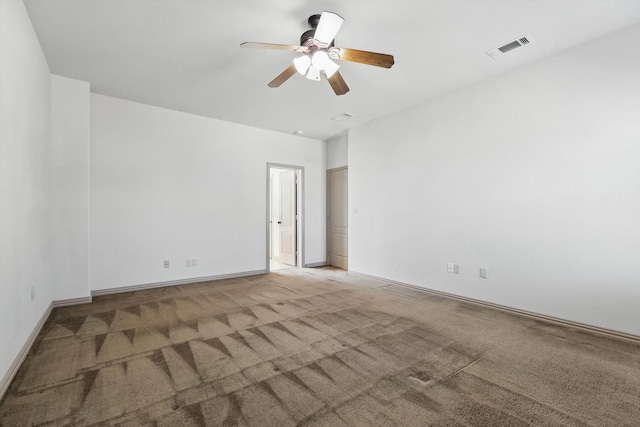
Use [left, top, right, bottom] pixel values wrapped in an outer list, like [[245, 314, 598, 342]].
[[267, 164, 304, 272], [327, 166, 348, 269]]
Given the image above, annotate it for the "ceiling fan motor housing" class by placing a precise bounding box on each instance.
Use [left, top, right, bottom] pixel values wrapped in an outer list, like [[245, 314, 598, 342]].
[[300, 33, 334, 50], [300, 29, 316, 47]]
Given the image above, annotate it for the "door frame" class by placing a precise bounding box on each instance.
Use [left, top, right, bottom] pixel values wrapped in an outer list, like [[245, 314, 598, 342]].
[[266, 163, 304, 272]]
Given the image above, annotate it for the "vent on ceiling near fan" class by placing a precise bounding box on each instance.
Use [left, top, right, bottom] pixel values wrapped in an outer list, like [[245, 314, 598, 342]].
[[332, 112, 353, 121], [486, 34, 534, 59]]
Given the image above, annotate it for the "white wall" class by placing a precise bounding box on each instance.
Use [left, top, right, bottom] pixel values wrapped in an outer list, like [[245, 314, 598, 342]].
[[90, 94, 326, 291], [0, 0, 53, 387], [349, 24, 640, 335], [326, 132, 348, 169], [51, 75, 91, 301]]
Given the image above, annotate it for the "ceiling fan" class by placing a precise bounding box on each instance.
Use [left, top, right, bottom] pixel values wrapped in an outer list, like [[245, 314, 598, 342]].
[[241, 11, 395, 95]]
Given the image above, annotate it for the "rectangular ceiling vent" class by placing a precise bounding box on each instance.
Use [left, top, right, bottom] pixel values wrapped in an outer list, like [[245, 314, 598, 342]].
[[486, 34, 534, 59], [332, 112, 353, 121]]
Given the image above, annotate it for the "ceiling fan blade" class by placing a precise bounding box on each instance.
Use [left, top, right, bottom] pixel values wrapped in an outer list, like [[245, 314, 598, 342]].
[[313, 11, 344, 47], [329, 47, 395, 68], [268, 65, 297, 88], [241, 42, 307, 53], [327, 71, 349, 96]]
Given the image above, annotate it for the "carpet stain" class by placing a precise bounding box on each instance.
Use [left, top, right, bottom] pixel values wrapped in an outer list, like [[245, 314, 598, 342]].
[[411, 371, 431, 383]]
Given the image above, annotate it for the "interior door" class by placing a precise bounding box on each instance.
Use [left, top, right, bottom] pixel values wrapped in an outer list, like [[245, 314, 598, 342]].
[[279, 170, 296, 266], [328, 167, 348, 269], [269, 174, 274, 259]]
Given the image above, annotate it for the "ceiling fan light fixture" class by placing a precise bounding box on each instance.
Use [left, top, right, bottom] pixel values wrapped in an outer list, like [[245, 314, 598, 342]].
[[311, 50, 330, 69], [293, 55, 311, 75], [323, 59, 340, 78], [311, 50, 339, 78], [305, 65, 321, 81]]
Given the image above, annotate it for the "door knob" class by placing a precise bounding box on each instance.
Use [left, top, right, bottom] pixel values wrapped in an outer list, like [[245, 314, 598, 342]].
[[278, 221, 282, 224]]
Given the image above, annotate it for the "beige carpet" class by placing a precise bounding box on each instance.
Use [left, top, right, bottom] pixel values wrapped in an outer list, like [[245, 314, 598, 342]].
[[1, 267, 639, 426]]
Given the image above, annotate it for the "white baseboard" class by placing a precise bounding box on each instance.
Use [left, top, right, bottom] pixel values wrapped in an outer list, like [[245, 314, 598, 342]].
[[91, 269, 267, 297], [348, 271, 640, 344], [0, 302, 53, 401], [52, 296, 93, 307], [304, 262, 327, 268]]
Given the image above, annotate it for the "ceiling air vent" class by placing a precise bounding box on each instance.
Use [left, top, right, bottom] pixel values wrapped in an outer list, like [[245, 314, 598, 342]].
[[486, 34, 534, 59], [332, 112, 353, 121]]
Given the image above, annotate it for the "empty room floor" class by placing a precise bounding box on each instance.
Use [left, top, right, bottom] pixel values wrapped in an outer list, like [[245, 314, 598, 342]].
[[1, 268, 639, 426]]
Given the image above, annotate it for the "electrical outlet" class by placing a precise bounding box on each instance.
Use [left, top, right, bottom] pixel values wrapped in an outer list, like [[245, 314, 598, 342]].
[[454, 264, 460, 274], [192, 259, 197, 266], [447, 263, 454, 273], [164, 260, 170, 268], [186, 259, 191, 268], [30, 286, 35, 301], [480, 267, 488, 279]]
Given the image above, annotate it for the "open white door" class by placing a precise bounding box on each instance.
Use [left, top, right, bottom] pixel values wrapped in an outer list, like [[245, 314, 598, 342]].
[[279, 170, 297, 266]]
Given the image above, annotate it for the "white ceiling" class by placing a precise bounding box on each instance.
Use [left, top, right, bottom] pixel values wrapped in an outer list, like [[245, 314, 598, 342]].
[[24, 0, 640, 141]]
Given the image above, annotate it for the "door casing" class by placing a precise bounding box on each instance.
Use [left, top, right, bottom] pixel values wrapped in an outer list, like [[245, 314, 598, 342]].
[[267, 163, 304, 271]]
